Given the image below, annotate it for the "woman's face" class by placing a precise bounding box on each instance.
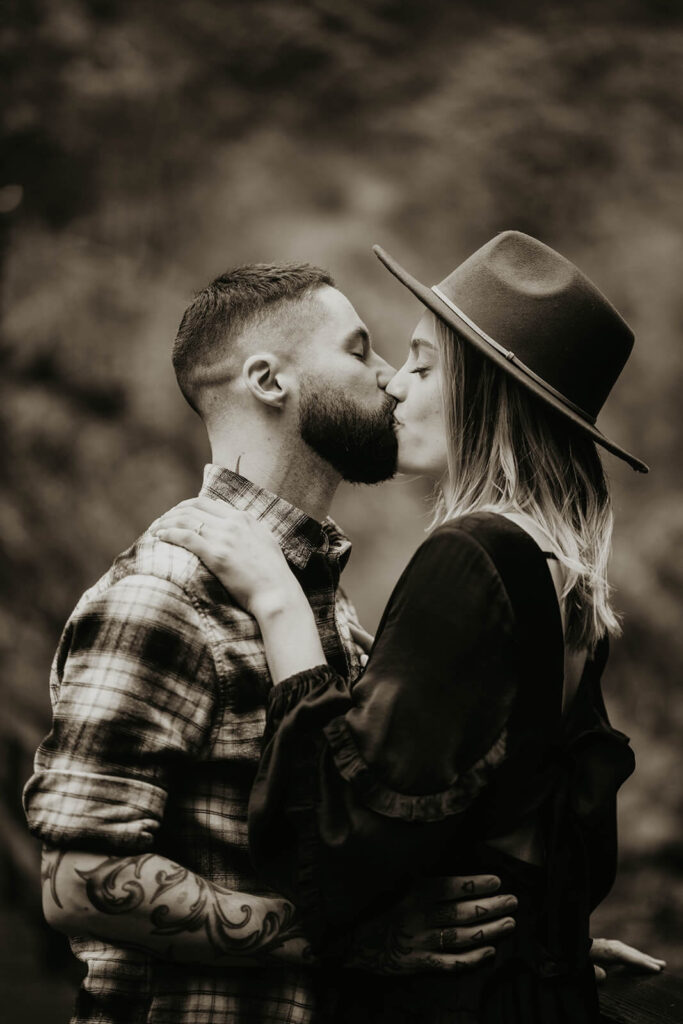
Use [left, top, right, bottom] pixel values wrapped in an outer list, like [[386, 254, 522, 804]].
[[385, 312, 449, 479]]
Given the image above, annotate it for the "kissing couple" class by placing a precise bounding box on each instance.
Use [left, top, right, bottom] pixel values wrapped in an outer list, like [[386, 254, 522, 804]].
[[25, 232, 664, 1023]]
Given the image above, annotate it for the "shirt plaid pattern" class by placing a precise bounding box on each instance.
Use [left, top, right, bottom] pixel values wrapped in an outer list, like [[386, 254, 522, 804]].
[[23, 465, 363, 1024]]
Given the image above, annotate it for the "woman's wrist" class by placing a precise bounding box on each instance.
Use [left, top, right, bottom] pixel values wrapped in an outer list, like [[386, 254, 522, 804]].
[[250, 585, 310, 625], [252, 588, 326, 684]]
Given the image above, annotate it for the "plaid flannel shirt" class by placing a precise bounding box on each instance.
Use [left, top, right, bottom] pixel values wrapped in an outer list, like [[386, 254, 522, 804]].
[[23, 464, 363, 1024]]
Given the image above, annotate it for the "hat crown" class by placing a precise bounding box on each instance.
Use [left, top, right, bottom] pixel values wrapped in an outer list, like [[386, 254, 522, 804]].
[[488, 231, 575, 294], [437, 231, 633, 418]]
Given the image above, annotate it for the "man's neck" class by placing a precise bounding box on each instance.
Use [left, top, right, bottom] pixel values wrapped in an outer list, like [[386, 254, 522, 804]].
[[209, 436, 341, 523]]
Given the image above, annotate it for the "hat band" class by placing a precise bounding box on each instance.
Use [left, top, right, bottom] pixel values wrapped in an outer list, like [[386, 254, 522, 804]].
[[431, 285, 596, 426]]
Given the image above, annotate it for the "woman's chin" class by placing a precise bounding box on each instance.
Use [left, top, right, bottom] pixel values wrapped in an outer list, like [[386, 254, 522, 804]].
[[395, 446, 447, 480], [395, 456, 435, 478]]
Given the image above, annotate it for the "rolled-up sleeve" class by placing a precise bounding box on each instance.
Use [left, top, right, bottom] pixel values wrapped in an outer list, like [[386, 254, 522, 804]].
[[23, 575, 217, 853], [249, 526, 519, 945]]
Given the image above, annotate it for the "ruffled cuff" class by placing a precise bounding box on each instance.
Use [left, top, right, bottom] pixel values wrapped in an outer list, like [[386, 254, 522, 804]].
[[323, 715, 509, 823], [266, 664, 344, 730]]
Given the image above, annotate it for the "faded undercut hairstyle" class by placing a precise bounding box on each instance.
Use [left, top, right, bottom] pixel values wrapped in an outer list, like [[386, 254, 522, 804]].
[[172, 262, 335, 414], [433, 317, 619, 653]]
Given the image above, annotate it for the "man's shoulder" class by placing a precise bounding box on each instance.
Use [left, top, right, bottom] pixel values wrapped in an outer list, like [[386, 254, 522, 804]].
[[72, 530, 213, 621], [115, 530, 206, 590]]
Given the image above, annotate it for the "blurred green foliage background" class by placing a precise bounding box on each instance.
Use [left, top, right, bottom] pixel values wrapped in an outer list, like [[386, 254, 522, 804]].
[[1, 0, 681, 1017]]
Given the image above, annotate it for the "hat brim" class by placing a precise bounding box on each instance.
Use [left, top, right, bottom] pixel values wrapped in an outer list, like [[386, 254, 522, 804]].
[[373, 244, 649, 474]]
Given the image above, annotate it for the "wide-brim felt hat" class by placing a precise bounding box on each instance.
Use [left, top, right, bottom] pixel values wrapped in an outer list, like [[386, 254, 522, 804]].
[[373, 231, 648, 473]]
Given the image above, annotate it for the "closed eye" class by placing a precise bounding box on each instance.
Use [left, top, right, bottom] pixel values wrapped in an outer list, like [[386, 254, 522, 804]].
[[345, 326, 371, 362], [410, 366, 429, 376]]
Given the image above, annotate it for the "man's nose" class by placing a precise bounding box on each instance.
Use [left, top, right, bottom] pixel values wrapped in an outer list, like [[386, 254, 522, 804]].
[[375, 358, 397, 391]]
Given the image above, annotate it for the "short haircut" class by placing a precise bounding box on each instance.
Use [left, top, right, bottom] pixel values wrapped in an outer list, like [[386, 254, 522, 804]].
[[172, 262, 335, 413]]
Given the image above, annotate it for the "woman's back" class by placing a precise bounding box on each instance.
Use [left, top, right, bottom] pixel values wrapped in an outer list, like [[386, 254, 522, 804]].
[[499, 511, 589, 713]]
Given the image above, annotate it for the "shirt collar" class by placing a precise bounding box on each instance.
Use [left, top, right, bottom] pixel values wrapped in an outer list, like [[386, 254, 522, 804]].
[[200, 464, 352, 571]]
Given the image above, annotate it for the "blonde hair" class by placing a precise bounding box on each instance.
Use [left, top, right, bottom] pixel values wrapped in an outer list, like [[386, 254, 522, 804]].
[[432, 317, 620, 652]]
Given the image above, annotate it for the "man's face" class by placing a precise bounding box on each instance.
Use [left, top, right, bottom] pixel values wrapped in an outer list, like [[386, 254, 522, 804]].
[[296, 286, 398, 484]]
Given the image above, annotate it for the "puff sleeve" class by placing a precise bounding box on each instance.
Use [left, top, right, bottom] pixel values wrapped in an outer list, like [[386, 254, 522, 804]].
[[249, 525, 520, 945]]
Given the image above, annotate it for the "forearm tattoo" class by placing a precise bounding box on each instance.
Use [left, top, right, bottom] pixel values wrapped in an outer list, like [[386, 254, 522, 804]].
[[41, 846, 66, 909], [51, 850, 310, 962]]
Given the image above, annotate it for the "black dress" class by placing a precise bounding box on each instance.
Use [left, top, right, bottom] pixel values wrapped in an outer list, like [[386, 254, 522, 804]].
[[248, 513, 635, 1022]]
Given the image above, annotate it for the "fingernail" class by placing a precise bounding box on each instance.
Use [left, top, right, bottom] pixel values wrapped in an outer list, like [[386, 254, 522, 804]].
[[502, 918, 516, 930], [505, 897, 518, 910], [483, 948, 496, 959], [487, 876, 500, 891]]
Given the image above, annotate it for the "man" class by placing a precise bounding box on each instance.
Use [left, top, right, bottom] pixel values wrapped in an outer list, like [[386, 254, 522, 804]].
[[23, 263, 517, 1023]]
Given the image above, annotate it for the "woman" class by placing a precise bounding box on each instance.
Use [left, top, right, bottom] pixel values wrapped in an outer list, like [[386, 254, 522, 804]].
[[155, 232, 664, 1020]]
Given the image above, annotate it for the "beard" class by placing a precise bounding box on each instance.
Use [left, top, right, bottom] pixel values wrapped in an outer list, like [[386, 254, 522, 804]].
[[298, 377, 398, 484]]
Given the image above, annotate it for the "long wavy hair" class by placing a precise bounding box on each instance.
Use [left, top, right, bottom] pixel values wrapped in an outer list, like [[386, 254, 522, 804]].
[[432, 316, 620, 652]]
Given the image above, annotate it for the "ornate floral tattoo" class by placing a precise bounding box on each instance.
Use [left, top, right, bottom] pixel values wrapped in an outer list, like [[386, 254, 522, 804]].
[[73, 853, 307, 960]]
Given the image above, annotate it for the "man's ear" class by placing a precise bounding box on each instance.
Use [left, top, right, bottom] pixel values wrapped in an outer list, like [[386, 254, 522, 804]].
[[242, 353, 289, 409]]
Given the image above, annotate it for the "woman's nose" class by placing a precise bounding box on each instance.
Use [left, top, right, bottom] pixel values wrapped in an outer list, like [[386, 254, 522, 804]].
[[385, 370, 406, 402]]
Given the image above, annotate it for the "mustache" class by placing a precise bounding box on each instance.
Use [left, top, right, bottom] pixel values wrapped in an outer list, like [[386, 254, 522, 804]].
[[381, 392, 398, 418]]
